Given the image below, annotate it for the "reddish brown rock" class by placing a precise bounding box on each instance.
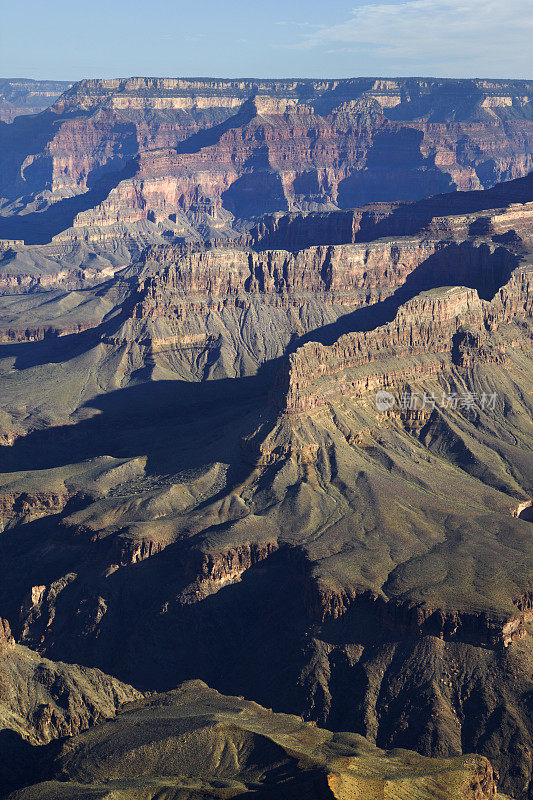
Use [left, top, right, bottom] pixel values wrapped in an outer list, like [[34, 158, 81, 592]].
[[1, 77, 532, 247]]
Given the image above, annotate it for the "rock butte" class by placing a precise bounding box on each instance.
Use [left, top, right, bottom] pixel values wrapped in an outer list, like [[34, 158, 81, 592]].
[[0, 77, 531, 800]]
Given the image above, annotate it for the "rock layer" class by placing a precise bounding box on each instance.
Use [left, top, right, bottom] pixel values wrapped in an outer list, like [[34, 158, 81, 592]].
[[0, 141, 532, 798], [1, 77, 532, 250], [0, 78, 71, 123]]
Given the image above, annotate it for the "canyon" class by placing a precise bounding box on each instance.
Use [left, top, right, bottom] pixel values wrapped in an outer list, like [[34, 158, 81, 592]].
[[0, 77, 532, 253], [0, 639, 506, 800], [0, 78, 531, 800], [0, 79, 72, 123]]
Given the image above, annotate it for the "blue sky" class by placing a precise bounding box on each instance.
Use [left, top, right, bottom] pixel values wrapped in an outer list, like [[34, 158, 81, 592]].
[[1, 0, 531, 80]]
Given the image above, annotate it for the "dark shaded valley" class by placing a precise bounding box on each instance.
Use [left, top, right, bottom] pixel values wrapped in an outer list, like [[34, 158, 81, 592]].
[[0, 76, 532, 800]]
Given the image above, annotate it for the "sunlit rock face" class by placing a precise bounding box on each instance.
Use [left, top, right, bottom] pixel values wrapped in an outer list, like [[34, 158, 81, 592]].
[[0, 78, 72, 122], [0, 79, 532, 800], [0, 76, 532, 251]]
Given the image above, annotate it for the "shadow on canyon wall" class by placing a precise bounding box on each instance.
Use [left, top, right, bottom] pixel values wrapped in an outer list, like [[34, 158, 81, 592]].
[[0, 358, 281, 478], [0, 156, 139, 245], [336, 128, 455, 208], [251, 171, 533, 253], [355, 170, 533, 243], [297, 240, 518, 347], [0, 236, 517, 374], [0, 729, 40, 794], [0, 507, 398, 713], [384, 80, 486, 123], [0, 275, 143, 369], [174, 98, 257, 156], [0, 110, 77, 195], [223, 166, 290, 219]]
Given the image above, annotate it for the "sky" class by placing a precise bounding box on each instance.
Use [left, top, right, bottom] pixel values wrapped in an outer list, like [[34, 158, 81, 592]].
[[1, 0, 531, 81]]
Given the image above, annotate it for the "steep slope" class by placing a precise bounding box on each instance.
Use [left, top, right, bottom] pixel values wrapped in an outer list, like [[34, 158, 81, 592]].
[[2, 679, 506, 800], [0, 175, 531, 797], [0, 617, 141, 791], [0, 77, 531, 254]]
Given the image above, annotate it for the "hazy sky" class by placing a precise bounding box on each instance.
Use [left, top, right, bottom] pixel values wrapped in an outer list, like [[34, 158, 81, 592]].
[[1, 0, 531, 80]]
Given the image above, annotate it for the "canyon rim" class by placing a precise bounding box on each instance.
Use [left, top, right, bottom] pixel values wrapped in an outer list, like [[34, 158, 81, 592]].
[[0, 40, 532, 800]]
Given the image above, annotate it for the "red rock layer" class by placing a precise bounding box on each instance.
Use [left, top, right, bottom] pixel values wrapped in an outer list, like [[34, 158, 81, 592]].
[[3, 77, 532, 243]]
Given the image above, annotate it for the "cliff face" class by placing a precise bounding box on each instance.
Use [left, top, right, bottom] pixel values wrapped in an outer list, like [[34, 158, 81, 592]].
[[0, 157, 532, 796], [283, 268, 532, 413], [0, 615, 141, 792], [0, 76, 532, 249], [0, 632, 141, 747], [2, 680, 503, 800], [0, 78, 72, 123]]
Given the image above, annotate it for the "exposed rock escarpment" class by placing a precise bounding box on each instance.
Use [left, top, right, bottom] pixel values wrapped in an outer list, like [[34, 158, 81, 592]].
[[2, 679, 505, 800], [0, 616, 15, 648], [0, 618, 142, 746], [282, 269, 532, 413], [0, 616, 141, 793], [1, 77, 532, 252], [0, 150, 532, 798]]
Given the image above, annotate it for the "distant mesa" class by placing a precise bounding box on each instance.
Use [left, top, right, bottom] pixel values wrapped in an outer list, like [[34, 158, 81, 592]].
[[0, 78, 531, 800]]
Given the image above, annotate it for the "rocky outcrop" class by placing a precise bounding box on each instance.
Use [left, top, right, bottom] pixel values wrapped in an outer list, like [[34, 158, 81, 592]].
[[0, 491, 70, 529], [176, 540, 280, 603], [0, 78, 71, 122], [0, 617, 14, 648], [0, 620, 141, 745], [283, 265, 532, 412], [1, 77, 532, 247], [248, 177, 533, 251], [2, 680, 503, 800], [0, 621, 142, 795], [136, 239, 440, 309], [0, 265, 121, 297], [303, 578, 533, 650]]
